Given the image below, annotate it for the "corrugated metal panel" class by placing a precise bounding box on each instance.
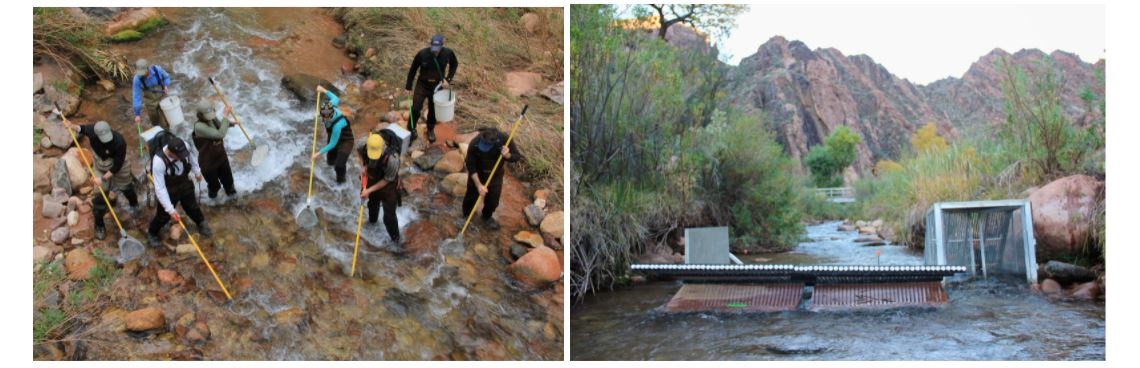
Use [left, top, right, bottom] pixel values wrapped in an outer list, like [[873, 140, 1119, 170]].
[[665, 283, 803, 313], [809, 282, 948, 311]]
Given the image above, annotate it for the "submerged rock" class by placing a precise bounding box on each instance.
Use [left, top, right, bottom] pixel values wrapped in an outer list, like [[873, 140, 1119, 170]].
[[281, 73, 341, 104], [508, 245, 561, 288], [1042, 260, 1096, 285]]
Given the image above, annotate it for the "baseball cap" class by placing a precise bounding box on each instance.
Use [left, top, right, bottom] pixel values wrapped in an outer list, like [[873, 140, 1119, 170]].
[[167, 138, 189, 159], [135, 59, 149, 77], [430, 35, 444, 52], [94, 121, 113, 143], [366, 133, 384, 160]]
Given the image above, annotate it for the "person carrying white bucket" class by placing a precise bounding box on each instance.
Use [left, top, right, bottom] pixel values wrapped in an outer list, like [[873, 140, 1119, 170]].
[[405, 34, 459, 144], [131, 59, 173, 130]]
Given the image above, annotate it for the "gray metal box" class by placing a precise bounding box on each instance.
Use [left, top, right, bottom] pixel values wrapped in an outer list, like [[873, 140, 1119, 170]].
[[383, 123, 411, 156], [685, 227, 731, 264]]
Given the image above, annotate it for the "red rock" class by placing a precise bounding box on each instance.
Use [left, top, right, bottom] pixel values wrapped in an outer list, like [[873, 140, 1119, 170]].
[[365, 47, 376, 58], [64, 248, 95, 280], [1030, 175, 1104, 260], [341, 61, 355, 74], [403, 220, 443, 256], [540, 211, 563, 240], [542, 232, 562, 250], [1070, 281, 1100, 300], [508, 245, 561, 287], [124, 307, 166, 331], [1040, 279, 1063, 294], [514, 231, 544, 248], [433, 150, 464, 174]]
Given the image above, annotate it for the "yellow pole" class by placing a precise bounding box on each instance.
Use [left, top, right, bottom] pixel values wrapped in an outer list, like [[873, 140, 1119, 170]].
[[350, 175, 366, 277], [306, 92, 320, 202], [55, 110, 125, 234], [146, 174, 232, 300], [209, 77, 255, 146], [459, 106, 528, 237]]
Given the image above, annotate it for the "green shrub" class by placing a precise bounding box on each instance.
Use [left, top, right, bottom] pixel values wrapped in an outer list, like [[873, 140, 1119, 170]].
[[806, 126, 861, 187], [134, 16, 167, 34]]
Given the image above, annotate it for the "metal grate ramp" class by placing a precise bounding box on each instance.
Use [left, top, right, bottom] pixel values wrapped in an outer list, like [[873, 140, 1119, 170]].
[[664, 283, 803, 313], [809, 282, 948, 311]]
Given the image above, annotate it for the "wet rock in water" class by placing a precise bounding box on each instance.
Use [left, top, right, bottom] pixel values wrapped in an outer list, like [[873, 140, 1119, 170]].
[[508, 245, 561, 288], [33, 156, 55, 193], [281, 73, 341, 104], [156, 269, 183, 287], [185, 321, 210, 344], [1040, 279, 1063, 294], [441, 173, 467, 197], [540, 81, 564, 105], [34, 72, 43, 94], [524, 203, 545, 227], [42, 197, 66, 218], [1042, 260, 1096, 285], [1029, 175, 1103, 260], [510, 243, 529, 261], [514, 231, 544, 248], [402, 174, 431, 194], [540, 211, 563, 240], [176, 244, 196, 255], [433, 150, 464, 174], [857, 226, 877, 235], [66, 211, 79, 226], [414, 147, 444, 170], [1070, 281, 1101, 300], [51, 227, 71, 245], [332, 33, 347, 49], [124, 307, 166, 332], [51, 155, 72, 195], [837, 224, 856, 232]]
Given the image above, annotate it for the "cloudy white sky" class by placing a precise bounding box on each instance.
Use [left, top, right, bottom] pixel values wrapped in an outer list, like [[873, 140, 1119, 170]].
[[718, 4, 1105, 85]]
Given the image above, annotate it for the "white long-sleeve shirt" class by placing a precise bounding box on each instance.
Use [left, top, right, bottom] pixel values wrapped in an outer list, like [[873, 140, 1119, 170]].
[[151, 147, 202, 214]]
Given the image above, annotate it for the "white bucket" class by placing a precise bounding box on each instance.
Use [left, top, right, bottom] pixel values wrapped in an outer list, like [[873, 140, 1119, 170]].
[[432, 85, 456, 123], [158, 94, 187, 132], [383, 123, 411, 156]]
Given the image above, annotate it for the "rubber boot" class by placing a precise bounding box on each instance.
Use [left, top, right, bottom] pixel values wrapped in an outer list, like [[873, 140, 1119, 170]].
[[147, 233, 162, 248], [198, 221, 213, 239], [95, 225, 106, 240]]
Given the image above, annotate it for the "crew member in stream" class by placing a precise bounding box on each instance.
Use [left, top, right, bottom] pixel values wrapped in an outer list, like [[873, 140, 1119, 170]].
[[131, 59, 172, 129], [462, 128, 521, 231], [312, 85, 354, 184], [192, 100, 239, 199], [147, 136, 212, 248], [405, 34, 458, 144], [64, 120, 139, 240], [358, 130, 403, 247]]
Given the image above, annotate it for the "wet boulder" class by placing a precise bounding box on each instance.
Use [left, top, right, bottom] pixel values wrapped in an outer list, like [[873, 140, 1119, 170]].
[[508, 245, 561, 288], [281, 73, 341, 104], [1040, 278, 1063, 294], [1069, 281, 1101, 300], [414, 147, 444, 170], [124, 307, 166, 332], [1029, 175, 1104, 260], [1042, 260, 1096, 285]]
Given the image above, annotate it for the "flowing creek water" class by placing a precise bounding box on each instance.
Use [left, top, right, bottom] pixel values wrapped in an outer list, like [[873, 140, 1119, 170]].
[[65, 8, 561, 360], [570, 221, 1104, 360]]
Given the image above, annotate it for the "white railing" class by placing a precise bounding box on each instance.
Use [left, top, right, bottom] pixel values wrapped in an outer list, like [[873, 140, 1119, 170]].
[[815, 187, 856, 203]]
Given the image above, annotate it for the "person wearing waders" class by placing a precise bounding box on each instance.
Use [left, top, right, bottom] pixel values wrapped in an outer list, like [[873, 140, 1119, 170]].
[[405, 34, 458, 144], [192, 100, 240, 199], [358, 131, 403, 248], [311, 85, 354, 184], [147, 137, 212, 248], [65, 120, 139, 240], [462, 128, 521, 231], [131, 59, 172, 129]]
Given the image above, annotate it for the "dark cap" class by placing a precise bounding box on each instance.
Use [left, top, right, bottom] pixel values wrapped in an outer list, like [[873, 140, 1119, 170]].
[[167, 138, 190, 159], [430, 34, 444, 52]]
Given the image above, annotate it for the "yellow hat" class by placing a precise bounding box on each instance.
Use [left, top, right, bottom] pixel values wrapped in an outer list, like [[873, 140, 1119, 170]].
[[366, 133, 384, 160]]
